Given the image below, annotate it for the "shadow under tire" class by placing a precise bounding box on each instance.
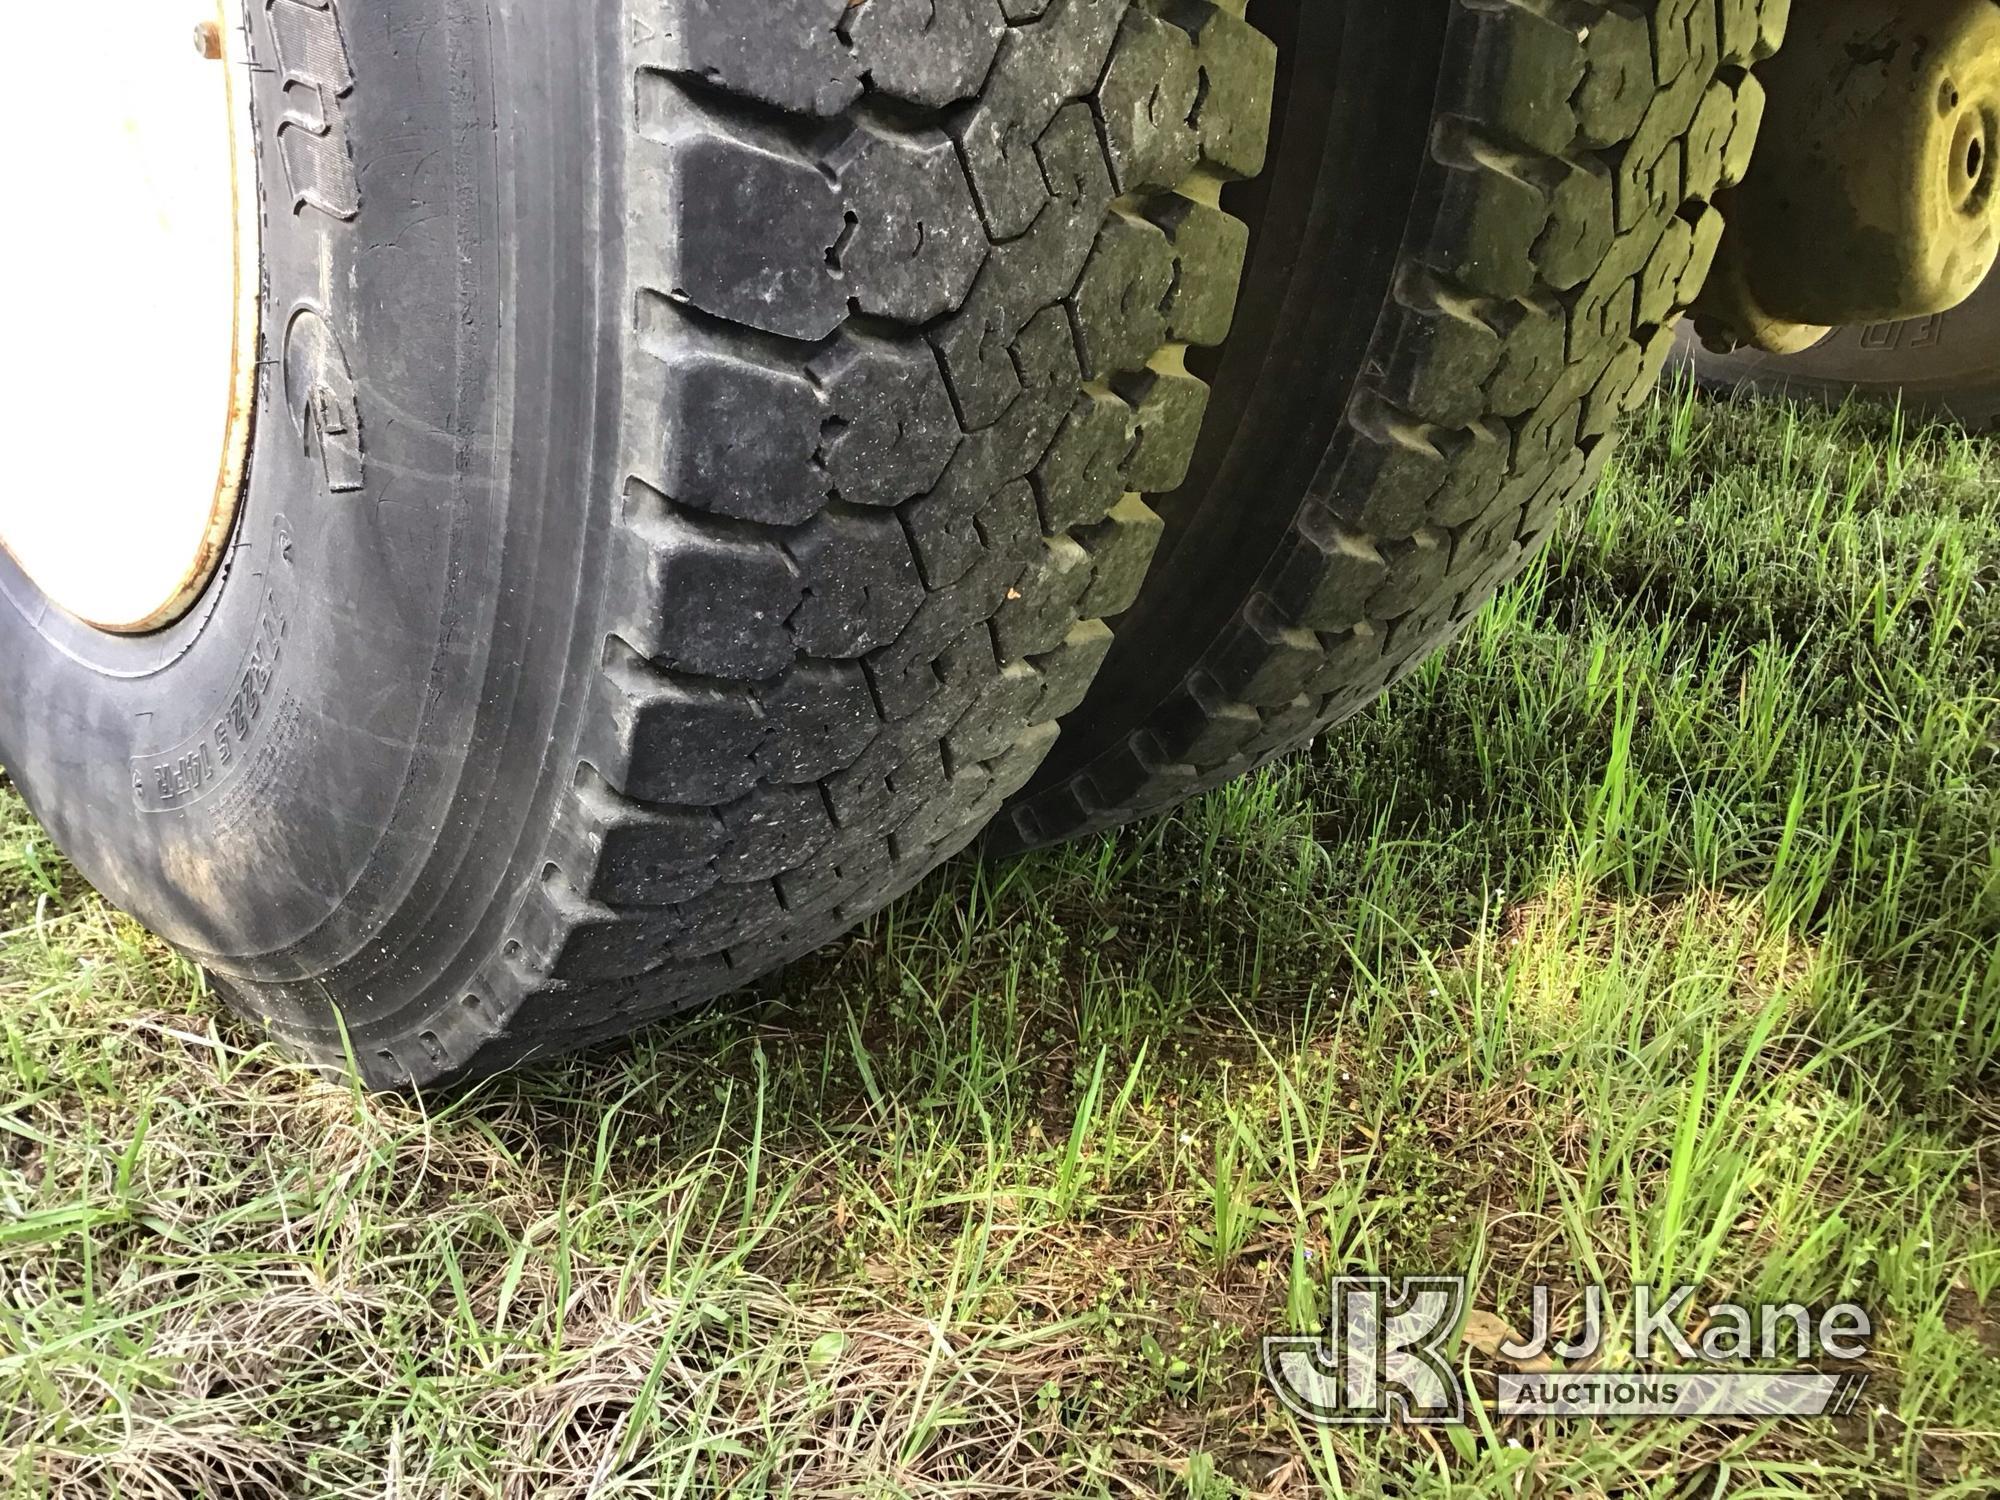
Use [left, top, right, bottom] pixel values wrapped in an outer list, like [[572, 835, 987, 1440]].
[[0, 0, 1273, 1087], [997, 0, 1792, 852]]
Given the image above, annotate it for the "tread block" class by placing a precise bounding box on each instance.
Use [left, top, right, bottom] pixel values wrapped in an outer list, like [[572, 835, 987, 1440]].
[[953, 0, 1126, 240], [908, 318, 1080, 587], [1653, 0, 1719, 89], [637, 106, 847, 342], [1150, 674, 1261, 763], [637, 84, 994, 342], [1075, 494, 1165, 618], [1098, 8, 1203, 195], [1034, 390, 1138, 535], [820, 731, 923, 841], [1575, 9, 1656, 149], [1718, 0, 1788, 65], [592, 651, 768, 807], [811, 336, 963, 511], [518, 875, 673, 985], [1636, 215, 1697, 327], [1069, 213, 1177, 379], [1151, 195, 1252, 346], [875, 743, 952, 848], [644, 0, 1012, 116], [1423, 126, 1549, 301], [993, 535, 1095, 659], [934, 104, 1115, 429], [1303, 620, 1387, 702], [643, 0, 860, 117], [1677, 204, 1727, 305], [1115, 362, 1209, 493], [671, 878, 790, 959], [635, 321, 958, 525], [1454, 3, 1586, 156], [1080, 732, 1197, 815], [890, 762, 999, 858], [831, 124, 990, 324], [1536, 155, 1617, 292], [1381, 274, 1503, 429], [558, 771, 724, 910], [1486, 294, 1566, 419], [869, 487, 1040, 717], [1365, 528, 1451, 617], [1177, 3, 1277, 179], [615, 483, 801, 680], [1579, 341, 1647, 439], [985, 719, 1064, 801], [1207, 597, 1323, 708], [1719, 74, 1768, 193], [754, 660, 882, 784], [634, 322, 825, 526], [776, 837, 894, 925], [1031, 619, 1116, 720], [715, 783, 838, 882], [842, 0, 1009, 109], [1573, 236, 1647, 348], [1681, 77, 1739, 203], [1521, 445, 1589, 536], [947, 661, 1045, 764], [1429, 420, 1511, 528], [1321, 398, 1447, 535], [1285, 516, 1390, 633], [1244, 694, 1319, 758], [782, 507, 927, 659], [1618, 67, 1706, 231]]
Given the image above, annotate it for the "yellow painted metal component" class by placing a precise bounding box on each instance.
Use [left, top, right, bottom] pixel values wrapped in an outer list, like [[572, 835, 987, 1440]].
[[1725, 0, 2000, 334], [1689, 242, 1832, 355]]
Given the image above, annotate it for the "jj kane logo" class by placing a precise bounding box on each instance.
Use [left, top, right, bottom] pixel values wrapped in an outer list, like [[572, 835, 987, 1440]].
[[1264, 1278, 1872, 1426]]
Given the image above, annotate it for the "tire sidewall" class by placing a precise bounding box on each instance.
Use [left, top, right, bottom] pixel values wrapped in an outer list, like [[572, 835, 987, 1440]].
[[0, 0, 617, 1052]]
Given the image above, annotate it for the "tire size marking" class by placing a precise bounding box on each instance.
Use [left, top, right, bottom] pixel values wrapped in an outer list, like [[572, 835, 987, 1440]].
[[266, 0, 361, 221], [132, 527, 296, 815], [1859, 314, 1948, 352]]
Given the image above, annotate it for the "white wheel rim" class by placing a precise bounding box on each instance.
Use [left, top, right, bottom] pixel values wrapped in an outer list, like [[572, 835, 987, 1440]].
[[1, 2, 259, 634]]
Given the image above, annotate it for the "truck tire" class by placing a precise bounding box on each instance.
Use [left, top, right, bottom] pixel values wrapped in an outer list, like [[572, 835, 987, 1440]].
[[996, 0, 1792, 850], [0, 0, 1272, 1086], [1672, 264, 2000, 430]]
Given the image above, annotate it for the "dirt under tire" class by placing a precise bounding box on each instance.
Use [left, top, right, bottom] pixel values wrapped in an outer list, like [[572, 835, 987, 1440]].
[[996, 0, 1792, 851], [0, 0, 1272, 1087]]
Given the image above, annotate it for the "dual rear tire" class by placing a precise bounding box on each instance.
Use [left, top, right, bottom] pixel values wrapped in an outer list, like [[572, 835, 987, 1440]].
[[0, 0, 1791, 1084]]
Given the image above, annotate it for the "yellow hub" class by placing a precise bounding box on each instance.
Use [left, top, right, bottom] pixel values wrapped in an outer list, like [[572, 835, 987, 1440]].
[[1698, 0, 2000, 352], [0, 2, 259, 634]]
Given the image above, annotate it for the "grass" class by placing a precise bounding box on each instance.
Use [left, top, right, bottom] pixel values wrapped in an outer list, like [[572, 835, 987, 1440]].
[[2, 383, 1998, 1497]]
